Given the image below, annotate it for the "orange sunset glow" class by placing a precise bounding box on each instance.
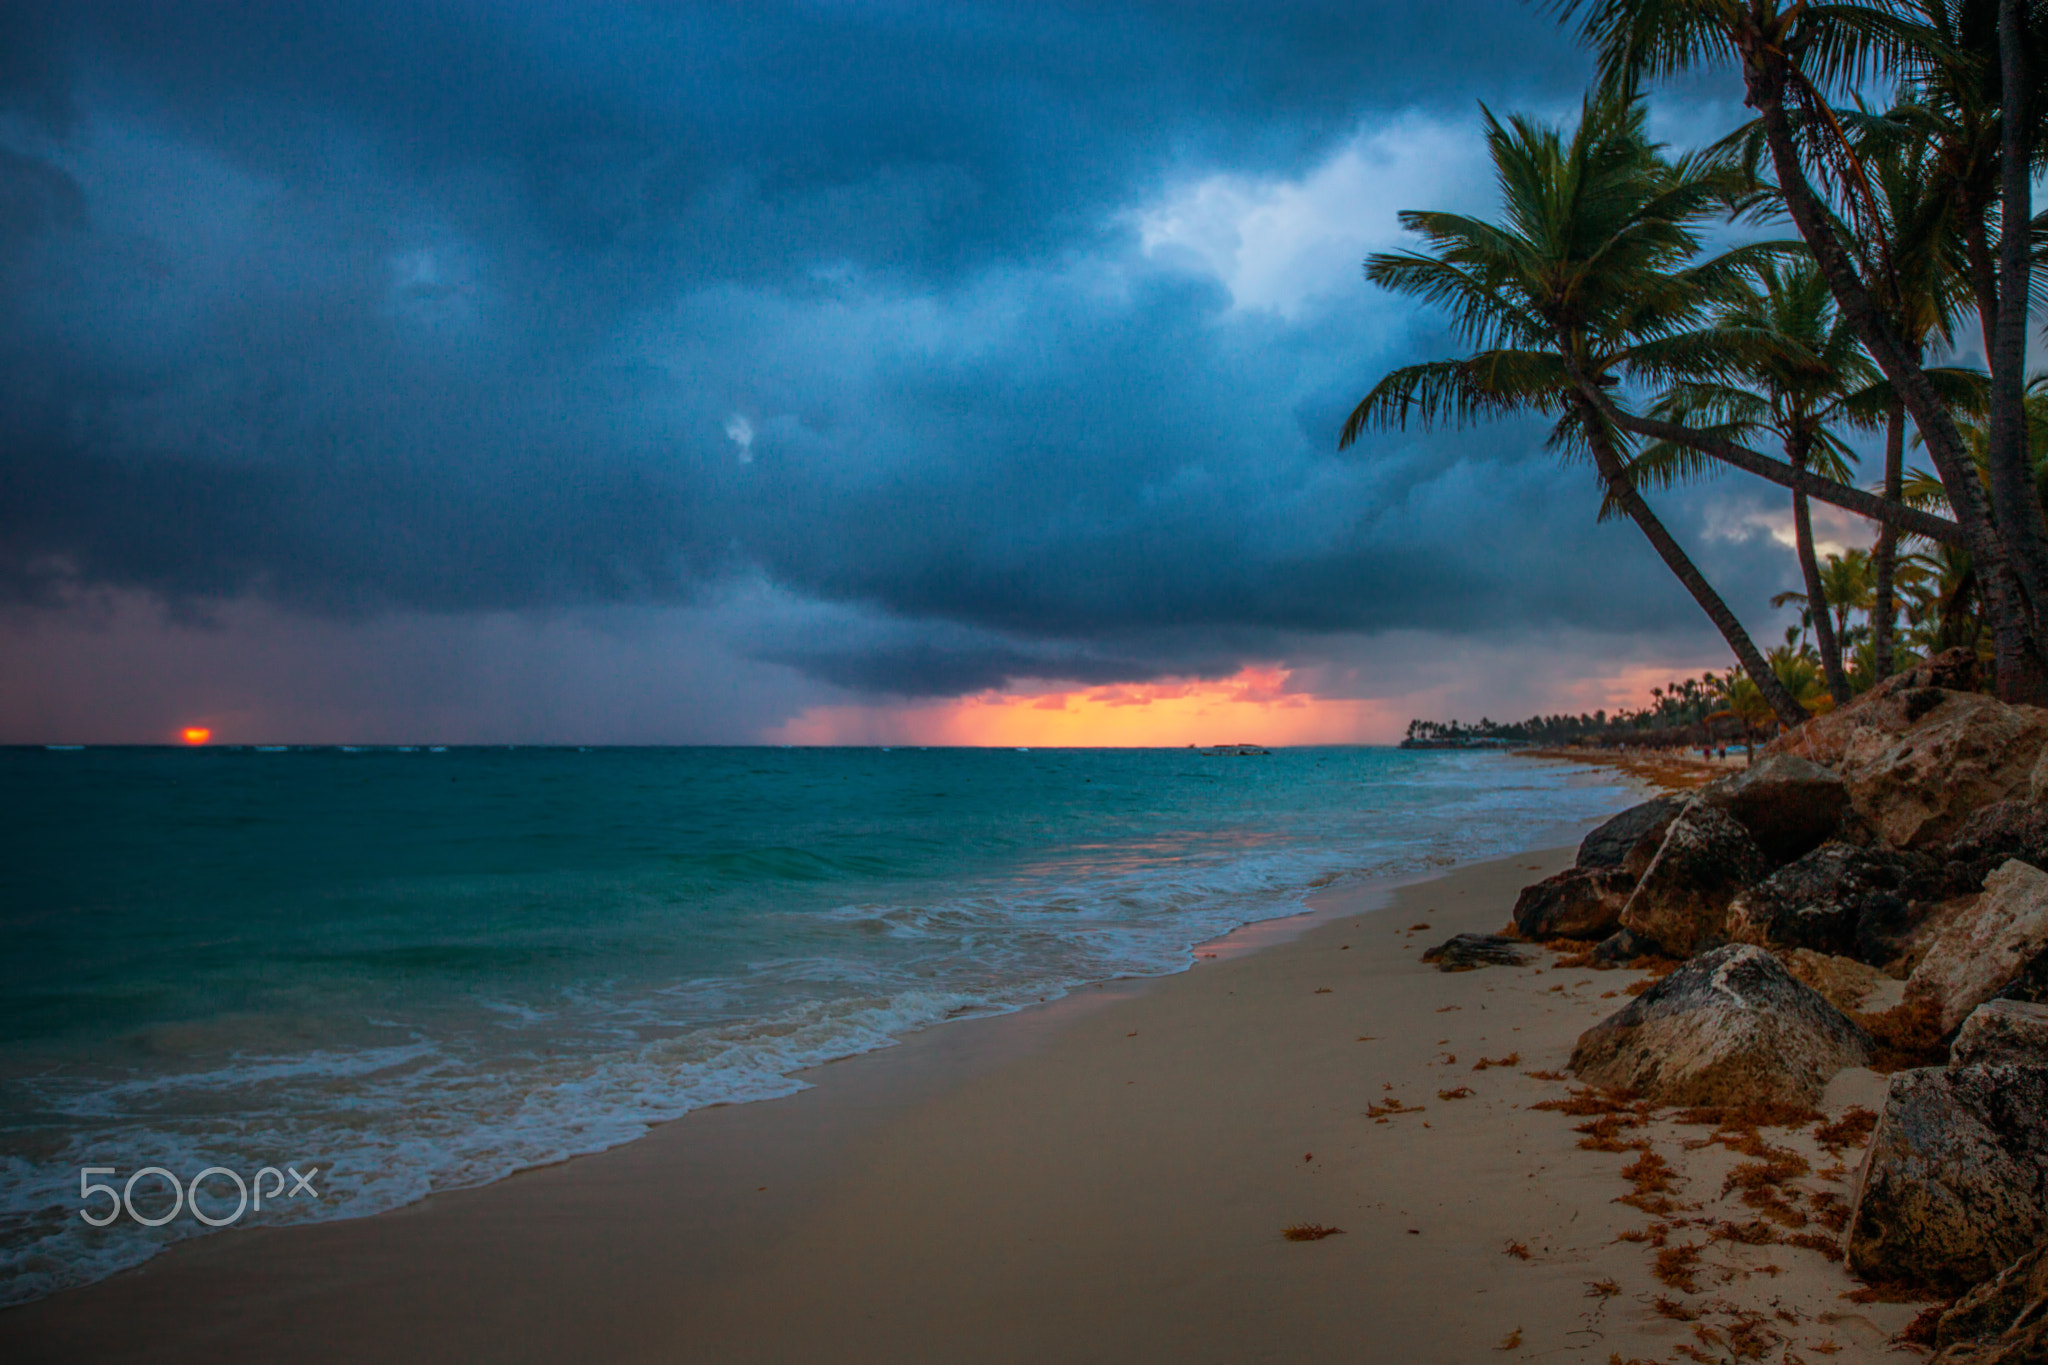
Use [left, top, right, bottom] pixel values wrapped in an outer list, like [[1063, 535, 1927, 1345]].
[[762, 659, 1735, 748], [766, 666, 1399, 747], [181, 727, 213, 745]]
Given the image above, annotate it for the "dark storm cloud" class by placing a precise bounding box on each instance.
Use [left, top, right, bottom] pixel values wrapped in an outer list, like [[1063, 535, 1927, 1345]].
[[0, 0, 1816, 718]]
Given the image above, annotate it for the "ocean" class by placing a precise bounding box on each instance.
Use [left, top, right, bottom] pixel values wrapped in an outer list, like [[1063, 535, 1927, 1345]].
[[0, 744, 1636, 1305]]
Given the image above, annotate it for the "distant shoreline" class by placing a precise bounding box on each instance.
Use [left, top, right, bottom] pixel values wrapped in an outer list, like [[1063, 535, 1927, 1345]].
[[1515, 743, 1745, 791]]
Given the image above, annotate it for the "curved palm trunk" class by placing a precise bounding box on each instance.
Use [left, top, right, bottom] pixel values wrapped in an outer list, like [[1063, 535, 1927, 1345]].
[[1794, 478, 1852, 705], [1737, 43, 2048, 702], [1872, 400, 1903, 679], [1572, 395, 1807, 729]]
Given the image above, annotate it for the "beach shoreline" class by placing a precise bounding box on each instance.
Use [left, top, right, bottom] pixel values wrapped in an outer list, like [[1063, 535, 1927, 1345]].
[[0, 830, 1916, 1364], [1517, 744, 1749, 790]]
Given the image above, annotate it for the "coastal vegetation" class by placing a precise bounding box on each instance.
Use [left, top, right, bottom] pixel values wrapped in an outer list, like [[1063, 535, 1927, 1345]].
[[1353, 0, 2048, 727]]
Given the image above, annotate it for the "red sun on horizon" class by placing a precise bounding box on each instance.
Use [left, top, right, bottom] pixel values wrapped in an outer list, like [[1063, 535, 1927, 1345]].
[[181, 727, 213, 745]]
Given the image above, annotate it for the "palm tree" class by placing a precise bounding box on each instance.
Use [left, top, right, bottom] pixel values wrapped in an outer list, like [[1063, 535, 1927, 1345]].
[[1837, 106, 1977, 678], [1340, 93, 1808, 726], [1820, 548, 1875, 644], [1634, 256, 1880, 703], [1549, 0, 2048, 701]]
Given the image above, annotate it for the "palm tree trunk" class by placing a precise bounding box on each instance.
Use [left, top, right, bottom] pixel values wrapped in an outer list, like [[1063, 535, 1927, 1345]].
[[1795, 478, 1852, 705], [1737, 43, 2048, 700], [1873, 399, 1903, 679], [1571, 395, 1807, 728], [1987, 0, 2048, 684], [1594, 404, 1964, 547]]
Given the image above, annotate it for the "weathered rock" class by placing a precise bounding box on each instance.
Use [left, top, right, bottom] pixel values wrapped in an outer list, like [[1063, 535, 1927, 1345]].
[[1954, 1001, 2048, 1068], [1769, 647, 1981, 769], [1569, 944, 1873, 1106], [1576, 795, 1688, 877], [1947, 802, 2048, 890], [1763, 647, 2048, 850], [1847, 1063, 2048, 1289], [1935, 1243, 2048, 1359], [1727, 841, 1945, 963], [1697, 753, 1852, 863], [1511, 866, 1634, 941], [1419, 933, 1530, 971], [1911, 861, 2048, 1033], [1617, 803, 1771, 957], [1780, 948, 1892, 1014], [1841, 693, 2048, 850]]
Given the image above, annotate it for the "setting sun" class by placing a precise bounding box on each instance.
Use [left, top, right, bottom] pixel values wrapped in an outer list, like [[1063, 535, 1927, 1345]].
[[181, 727, 212, 745]]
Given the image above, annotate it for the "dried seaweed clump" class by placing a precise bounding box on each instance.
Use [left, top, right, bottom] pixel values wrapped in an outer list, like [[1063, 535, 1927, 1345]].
[[1654, 1242, 1704, 1293], [1812, 1106, 1878, 1154], [1532, 1085, 1642, 1117], [1280, 1223, 1344, 1242], [1472, 1053, 1521, 1070], [1850, 998, 1949, 1072], [1577, 1113, 1650, 1153]]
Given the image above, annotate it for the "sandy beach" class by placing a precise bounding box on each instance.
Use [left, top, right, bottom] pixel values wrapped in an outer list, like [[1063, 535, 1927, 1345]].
[[0, 843, 1920, 1364]]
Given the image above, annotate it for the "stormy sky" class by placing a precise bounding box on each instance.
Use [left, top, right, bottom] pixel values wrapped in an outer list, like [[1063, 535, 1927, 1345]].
[[0, 2, 1841, 743]]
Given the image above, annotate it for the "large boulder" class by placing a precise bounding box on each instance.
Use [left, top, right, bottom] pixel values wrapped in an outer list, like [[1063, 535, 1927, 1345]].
[[1946, 801, 2048, 890], [1569, 944, 1873, 1106], [1840, 693, 2048, 850], [1953, 1001, 2048, 1068], [1847, 1063, 2048, 1289], [1697, 753, 1851, 863], [1727, 840, 1945, 963], [1576, 795, 1688, 877], [1617, 803, 1771, 957], [1764, 649, 2048, 850], [1769, 647, 1981, 768], [1511, 866, 1634, 940], [1910, 860, 2048, 1034]]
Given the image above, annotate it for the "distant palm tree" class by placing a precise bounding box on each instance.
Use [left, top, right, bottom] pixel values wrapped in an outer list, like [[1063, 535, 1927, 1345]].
[[1634, 257, 1879, 704], [1342, 93, 1808, 727]]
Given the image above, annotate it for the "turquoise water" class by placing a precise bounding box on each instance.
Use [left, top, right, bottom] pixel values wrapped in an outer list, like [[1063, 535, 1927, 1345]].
[[0, 745, 1634, 1303]]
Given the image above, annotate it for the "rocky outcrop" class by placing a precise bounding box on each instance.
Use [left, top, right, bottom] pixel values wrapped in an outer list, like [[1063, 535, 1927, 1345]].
[[1842, 693, 2048, 850], [1763, 649, 2048, 850], [1569, 944, 1872, 1106], [1780, 948, 1892, 1014], [1770, 647, 1980, 768], [1727, 841, 1944, 963], [1420, 933, 1531, 971], [1947, 802, 2048, 889], [1511, 866, 1634, 941], [1847, 1064, 2048, 1289], [1934, 1244, 2048, 1361], [1617, 804, 1770, 957], [1954, 1001, 2048, 1068], [1697, 754, 1851, 863], [1576, 795, 1688, 877], [1910, 861, 2048, 1033]]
